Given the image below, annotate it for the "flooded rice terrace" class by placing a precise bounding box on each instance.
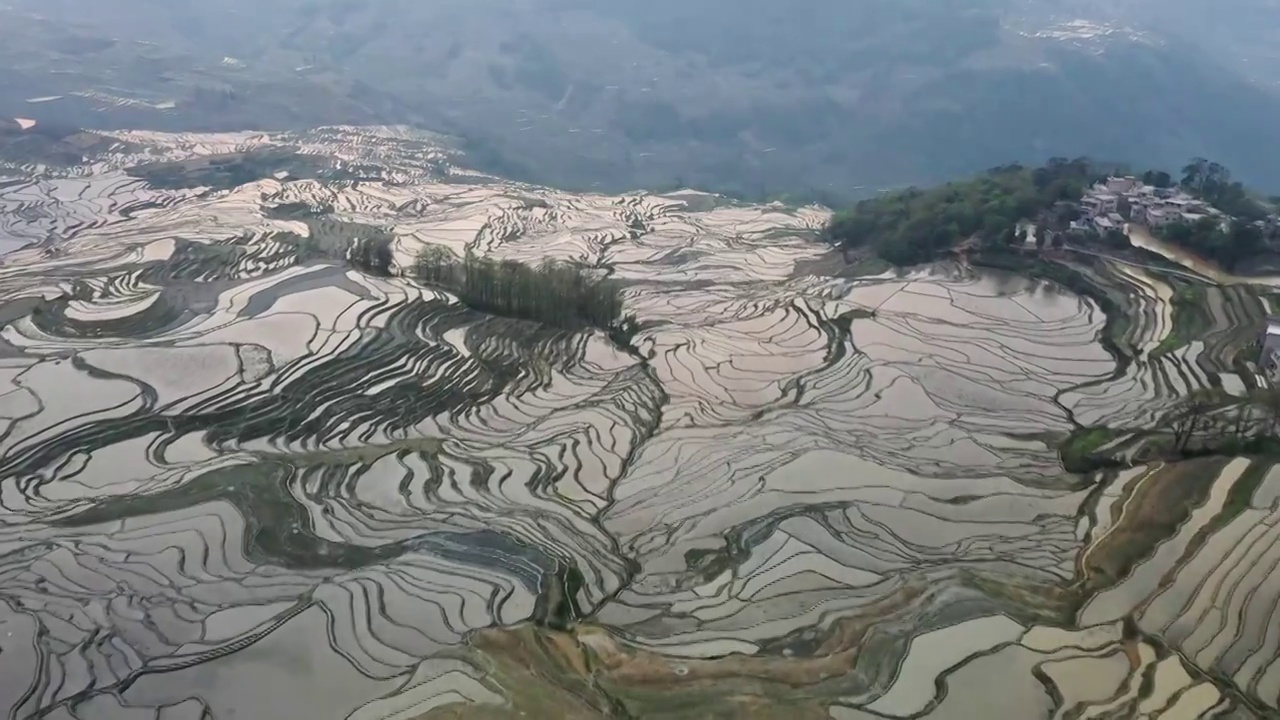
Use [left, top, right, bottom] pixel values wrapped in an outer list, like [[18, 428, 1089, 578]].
[[0, 127, 1277, 719]]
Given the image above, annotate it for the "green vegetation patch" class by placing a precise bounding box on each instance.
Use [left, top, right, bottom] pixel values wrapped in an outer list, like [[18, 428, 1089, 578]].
[[1151, 282, 1210, 357], [52, 461, 399, 570], [824, 158, 1098, 265], [1219, 459, 1272, 527], [1130, 159, 1275, 272], [343, 234, 638, 342], [412, 246, 637, 339], [1060, 426, 1125, 474], [1155, 217, 1268, 273], [825, 156, 1280, 273], [127, 149, 355, 190], [1166, 458, 1273, 588], [1082, 457, 1231, 592]]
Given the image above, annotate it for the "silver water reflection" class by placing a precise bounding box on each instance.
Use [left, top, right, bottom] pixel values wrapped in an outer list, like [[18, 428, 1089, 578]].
[[0, 127, 1270, 719]]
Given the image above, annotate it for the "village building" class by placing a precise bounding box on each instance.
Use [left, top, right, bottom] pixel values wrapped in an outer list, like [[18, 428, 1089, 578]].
[[1104, 176, 1140, 194], [1082, 193, 1119, 217], [1054, 174, 1278, 262], [1078, 176, 1224, 232], [1260, 317, 1280, 383]]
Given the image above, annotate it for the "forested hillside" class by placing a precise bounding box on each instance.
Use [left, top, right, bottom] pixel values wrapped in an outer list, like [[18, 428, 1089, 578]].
[[5, 0, 1280, 198], [827, 157, 1280, 269]]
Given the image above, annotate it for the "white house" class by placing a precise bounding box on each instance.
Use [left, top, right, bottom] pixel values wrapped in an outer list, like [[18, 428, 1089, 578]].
[[1082, 192, 1120, 216], [1144, 207, 1173, 227], [1105, 177, 1140, 194], [1261, 320, 1280, 382]]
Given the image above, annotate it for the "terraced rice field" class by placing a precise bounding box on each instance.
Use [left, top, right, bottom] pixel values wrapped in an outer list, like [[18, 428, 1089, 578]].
[[0, 126, 1277, 719]]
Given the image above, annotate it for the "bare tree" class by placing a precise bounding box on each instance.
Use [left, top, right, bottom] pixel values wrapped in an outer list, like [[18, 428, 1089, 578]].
[[1257, 385, 1280, 437], [1232, 400, 1256, 442], [1165, 389, 1216, 454]]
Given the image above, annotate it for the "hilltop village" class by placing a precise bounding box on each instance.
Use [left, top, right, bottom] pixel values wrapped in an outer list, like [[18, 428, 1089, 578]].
[[827, 158, 1280, 276], [1075, 176, 1225, 235], [1070, 175, 1280, 382], [822, 158, 1280, 391]]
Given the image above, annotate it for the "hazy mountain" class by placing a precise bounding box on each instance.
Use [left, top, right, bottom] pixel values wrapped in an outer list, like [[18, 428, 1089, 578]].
[[3, 0, 1280, 198], [1028, 0, 1280, 91]]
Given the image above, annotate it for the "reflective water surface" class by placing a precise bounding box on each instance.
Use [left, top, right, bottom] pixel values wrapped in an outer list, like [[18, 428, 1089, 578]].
[[0, 127, 1275, 719]]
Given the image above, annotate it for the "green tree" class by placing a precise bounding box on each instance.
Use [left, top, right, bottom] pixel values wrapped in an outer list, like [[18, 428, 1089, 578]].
[[824, 157, 1096, 265], [1142, 170, 1173, 188], [350, 236, 394, 276], [1182, 157, 1210, 192], [409, 246, 631, 336]]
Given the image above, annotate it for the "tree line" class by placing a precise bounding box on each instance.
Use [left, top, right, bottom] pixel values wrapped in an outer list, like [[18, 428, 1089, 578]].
[[1061, 383, 1280, 474], [414, 245, 633, 333], [1149, 158, 1277, 271], [349, 237, 638, 341], [1178, 158, 1268, 222], [1154, 217, 1267, 272]]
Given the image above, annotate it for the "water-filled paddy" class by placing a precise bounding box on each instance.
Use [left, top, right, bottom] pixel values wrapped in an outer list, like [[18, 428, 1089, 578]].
[[0, 127, 1276, 719]]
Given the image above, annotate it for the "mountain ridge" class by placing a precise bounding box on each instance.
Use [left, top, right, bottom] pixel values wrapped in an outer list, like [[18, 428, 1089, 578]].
[[3, 0, 1280, 198]]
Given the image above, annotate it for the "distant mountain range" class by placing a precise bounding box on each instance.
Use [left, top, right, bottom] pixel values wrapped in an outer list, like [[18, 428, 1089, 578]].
[[3, 0, 1280, 199]]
